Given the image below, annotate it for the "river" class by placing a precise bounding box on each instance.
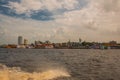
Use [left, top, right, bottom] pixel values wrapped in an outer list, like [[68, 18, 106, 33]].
[[0, 48, 120, 80]]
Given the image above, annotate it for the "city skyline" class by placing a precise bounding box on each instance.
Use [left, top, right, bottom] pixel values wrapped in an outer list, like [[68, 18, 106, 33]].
[[1, 35, 119, 49], [0, 0, 120, 44]]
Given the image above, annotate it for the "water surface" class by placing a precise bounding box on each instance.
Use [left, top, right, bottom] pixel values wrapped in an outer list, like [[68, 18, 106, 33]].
[[0, 48, 120, 80]]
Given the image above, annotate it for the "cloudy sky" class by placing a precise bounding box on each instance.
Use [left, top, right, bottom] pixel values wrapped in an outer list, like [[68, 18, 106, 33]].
[[0, 0, 120, 44]]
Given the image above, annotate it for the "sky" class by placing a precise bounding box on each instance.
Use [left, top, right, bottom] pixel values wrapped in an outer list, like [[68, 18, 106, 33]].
[[0, 0, 120, 44]]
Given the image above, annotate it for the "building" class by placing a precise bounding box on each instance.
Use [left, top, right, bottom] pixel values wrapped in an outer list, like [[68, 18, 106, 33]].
[[35, 41, 43, 45], [35, 44, 54, 49], [24, 39, 28, 45], [18, 36, 23, 45], [109, 41, 117, 46]]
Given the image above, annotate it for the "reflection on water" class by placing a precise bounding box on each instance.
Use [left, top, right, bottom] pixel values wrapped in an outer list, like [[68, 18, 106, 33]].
[[0, 48, 120, 80]]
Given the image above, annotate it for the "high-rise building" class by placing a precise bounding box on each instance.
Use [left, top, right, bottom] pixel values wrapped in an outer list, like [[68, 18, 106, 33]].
[[18, 36, 23, 45], [24, 39, 28, 45]]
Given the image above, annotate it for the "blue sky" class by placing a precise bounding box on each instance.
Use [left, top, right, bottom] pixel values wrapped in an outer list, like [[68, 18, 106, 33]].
[[0, 0, 120, 44]]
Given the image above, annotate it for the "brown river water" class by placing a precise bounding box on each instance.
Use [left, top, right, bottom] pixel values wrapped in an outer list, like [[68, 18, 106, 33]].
[[0, 48, 120, 80]]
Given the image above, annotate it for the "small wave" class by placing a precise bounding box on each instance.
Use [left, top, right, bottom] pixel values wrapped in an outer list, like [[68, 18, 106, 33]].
[[0, 64, 70, 80]]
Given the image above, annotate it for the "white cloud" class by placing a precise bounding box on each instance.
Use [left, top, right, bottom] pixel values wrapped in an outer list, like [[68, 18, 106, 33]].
[[0, 14, 75, 44], [8, 0, 43, 15], [1, 0, 120, 44], [7, 0, 79, 15], [54, 0, 120, 42]]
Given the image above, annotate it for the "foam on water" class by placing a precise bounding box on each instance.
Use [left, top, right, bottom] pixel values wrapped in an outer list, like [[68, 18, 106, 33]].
[[0, 64, 70, 80]]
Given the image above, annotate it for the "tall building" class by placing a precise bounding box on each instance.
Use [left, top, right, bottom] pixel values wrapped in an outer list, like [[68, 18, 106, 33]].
[[18, 36, 23, 45], [24, 39, 28, 45]]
